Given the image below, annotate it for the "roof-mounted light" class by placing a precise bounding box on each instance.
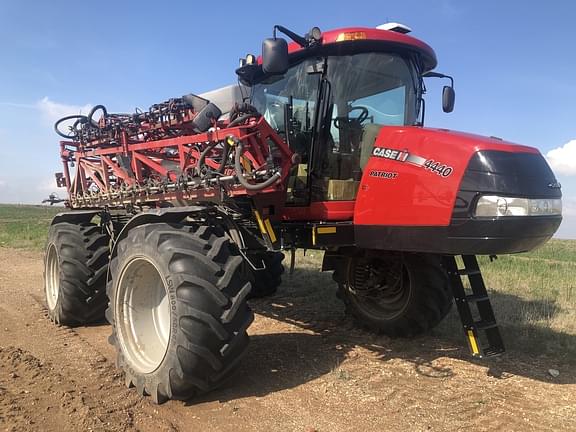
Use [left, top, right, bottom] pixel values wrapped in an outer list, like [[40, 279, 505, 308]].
[[306, 27, 322, 44], [335, 31, 366, 42], [239, 53, 257, 68], [376, 22, 412, 34]]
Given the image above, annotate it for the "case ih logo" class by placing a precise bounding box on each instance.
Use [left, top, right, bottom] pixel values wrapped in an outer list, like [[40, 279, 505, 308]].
[[372, 147, 409, 162], [372, 147, 426, 166], [371, 147, 453, 177]]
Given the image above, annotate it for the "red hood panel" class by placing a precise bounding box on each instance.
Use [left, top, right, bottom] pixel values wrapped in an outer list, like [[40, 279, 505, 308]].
[[354, 126, 540, 227]]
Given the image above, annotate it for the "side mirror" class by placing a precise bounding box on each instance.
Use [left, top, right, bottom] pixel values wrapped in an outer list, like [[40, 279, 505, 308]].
[[262, 38, 289, 75], [442, 86, 455, 113]]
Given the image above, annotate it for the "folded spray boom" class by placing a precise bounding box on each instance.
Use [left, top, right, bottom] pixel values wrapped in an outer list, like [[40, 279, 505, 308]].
[[54, 95, 293, 209]]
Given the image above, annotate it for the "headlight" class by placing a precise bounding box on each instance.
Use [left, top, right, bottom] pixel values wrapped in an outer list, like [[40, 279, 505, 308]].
[[474, 196, 562, 217]]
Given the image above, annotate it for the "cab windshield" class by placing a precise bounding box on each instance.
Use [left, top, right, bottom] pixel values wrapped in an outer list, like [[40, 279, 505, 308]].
[[251, 52, 419, 202]]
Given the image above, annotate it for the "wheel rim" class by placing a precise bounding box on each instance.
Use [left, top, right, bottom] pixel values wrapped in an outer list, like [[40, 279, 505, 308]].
[[116, 257, 171, 374], [346, 256, 412, 321], [45, 244, 60, 311]]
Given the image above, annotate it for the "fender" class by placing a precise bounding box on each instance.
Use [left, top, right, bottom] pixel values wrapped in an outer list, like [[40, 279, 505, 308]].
[[50, 210, 102, 226], [105, 206, 210, 287], [109, 205, 207, 259]]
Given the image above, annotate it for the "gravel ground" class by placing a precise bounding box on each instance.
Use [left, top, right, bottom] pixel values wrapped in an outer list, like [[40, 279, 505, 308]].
[[0, 247, 575, 432]]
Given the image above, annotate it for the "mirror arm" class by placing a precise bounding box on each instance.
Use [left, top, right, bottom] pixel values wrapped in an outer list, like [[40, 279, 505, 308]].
[[274, 25, 308, 47], [423, 71, 454, 88]]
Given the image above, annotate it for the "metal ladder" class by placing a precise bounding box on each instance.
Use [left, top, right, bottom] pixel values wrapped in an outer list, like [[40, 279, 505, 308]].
[[443, 255, 505, 358]]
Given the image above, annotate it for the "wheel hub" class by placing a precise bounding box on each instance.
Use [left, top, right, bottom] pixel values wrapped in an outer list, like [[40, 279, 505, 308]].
[[347, 256, 411, 320], [45, 244, 60, 311], [116, 257, 171, 374]]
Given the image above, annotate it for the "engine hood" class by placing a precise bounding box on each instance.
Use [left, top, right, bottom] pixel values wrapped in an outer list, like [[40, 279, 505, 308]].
[[353, 125, 561, 254]]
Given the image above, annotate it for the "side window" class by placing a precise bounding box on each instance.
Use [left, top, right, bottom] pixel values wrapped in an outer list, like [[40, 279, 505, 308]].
[[251, 59, 322, 205]]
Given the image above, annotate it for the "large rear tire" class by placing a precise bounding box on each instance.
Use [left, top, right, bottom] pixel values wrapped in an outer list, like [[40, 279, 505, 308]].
[[248, 252, 285, 298], [335, 252, 452, 337], [44, 222, 109, 326], [106, 223, 254, 403]]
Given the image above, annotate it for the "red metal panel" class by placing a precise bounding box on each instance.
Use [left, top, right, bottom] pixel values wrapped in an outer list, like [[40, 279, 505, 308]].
[[354, 126, 540, 227], [281, 201, 355, 221]]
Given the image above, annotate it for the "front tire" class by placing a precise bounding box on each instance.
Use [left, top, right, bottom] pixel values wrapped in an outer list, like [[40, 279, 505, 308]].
[[106, 223, 254, 403], [335, 252, 452, 337], [44, 222, 109, 326]]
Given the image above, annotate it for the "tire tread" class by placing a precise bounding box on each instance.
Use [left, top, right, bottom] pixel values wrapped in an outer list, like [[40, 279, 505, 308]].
[[45, 222, 109, 326]]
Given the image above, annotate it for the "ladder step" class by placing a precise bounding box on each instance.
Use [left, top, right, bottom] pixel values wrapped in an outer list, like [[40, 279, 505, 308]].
[[482, 347, 505, 357], [443, 255, 506, 359], [474, 320, 498, 331], [457, 268, 481, 276], [465, 294, 489, 302]]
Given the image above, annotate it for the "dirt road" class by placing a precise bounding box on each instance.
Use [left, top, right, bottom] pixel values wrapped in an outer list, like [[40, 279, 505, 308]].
[[0, 247, 575, 432]]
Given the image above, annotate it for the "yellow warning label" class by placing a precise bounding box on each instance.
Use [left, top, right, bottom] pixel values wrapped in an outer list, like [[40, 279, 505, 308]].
[[317, 226, 337, 234], [264, 218, 277, 243], [254, 210, 266, 235], [467, 330, 480, 355]]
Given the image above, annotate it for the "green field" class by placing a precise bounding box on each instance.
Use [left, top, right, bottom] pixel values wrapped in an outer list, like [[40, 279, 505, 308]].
[[1, 203, 574, 359], [0, 204, 63, 249], [458, 249, 576, 359]]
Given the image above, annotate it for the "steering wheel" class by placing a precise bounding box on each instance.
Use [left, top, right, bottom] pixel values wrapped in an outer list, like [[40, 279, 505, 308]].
[[333, 106, 369, 129]]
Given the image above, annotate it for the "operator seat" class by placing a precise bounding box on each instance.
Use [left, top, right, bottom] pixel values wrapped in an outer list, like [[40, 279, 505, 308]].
[[359, 123, 384, 170]]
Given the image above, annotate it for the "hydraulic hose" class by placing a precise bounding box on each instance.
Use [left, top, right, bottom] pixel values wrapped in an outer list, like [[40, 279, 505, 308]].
[[229, 103, 260, 123], [197, 141, 221, 175], [228, 113, 259, 128], [218, 140, 230, 173], [88, 104, 108, 128], [54, 114, 88, 139], [234, 140, 281, 191]]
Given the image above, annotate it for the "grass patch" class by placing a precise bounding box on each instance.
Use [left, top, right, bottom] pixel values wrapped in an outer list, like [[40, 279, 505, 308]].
[[0, 204, 63, 250], [518, 239, 576, 263], [287, 244, 576, 361], [475, 252, 576, 359]]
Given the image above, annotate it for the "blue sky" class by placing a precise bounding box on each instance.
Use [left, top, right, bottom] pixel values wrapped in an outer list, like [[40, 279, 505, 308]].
[[0, 0, 575, 238]]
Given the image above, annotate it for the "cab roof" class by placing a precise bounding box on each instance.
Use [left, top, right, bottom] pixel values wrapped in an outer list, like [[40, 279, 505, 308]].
[[237, 26, 438, 85], [285, 27, 437, 72]]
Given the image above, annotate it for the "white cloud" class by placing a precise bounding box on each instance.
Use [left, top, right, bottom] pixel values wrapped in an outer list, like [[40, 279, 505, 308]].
[[546, 139, 576, 176], [562, 197, 576, 216], [0, 180, 6, 187], [37, 176, 64, 193], [36, 97, 92, 124]]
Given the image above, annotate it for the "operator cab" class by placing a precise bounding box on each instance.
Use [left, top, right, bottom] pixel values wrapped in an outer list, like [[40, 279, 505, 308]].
[[238, 25, 435, 206]]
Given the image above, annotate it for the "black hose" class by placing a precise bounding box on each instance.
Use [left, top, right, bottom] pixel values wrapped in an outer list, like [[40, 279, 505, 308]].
[[88, 104, 108, 128], [197, 139, 232, 175], [218, 140, 230, 173], [229, 102, 260, 123], [54, 114, 88, 139], [228, 113, 259, 128], [197, 141, 221, 174], [234, 140, 281, 191]]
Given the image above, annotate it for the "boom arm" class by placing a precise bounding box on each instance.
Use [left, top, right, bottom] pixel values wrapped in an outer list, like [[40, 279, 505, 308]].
[[55, 96, 294, 210]]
